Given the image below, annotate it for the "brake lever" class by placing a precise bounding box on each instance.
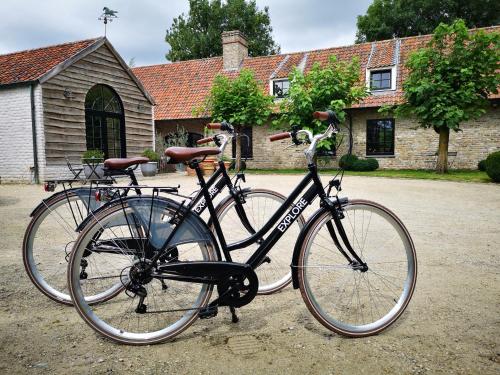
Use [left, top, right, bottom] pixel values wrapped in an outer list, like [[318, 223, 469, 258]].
[[212, 134, 222, 147]]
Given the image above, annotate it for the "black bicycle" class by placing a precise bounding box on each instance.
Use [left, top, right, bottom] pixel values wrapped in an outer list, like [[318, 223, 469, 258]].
[[23, 123, 303, 305], [67, 110, 417, 344]]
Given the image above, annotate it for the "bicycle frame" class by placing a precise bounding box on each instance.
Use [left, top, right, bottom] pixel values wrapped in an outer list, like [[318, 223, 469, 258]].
[[154, 161, 365, 277]]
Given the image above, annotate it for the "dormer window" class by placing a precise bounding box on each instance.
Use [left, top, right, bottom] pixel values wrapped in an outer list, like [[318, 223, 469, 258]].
[[367, 66, 397, 92], [272, 79, 290, 98], [370, 69, 392, 90]]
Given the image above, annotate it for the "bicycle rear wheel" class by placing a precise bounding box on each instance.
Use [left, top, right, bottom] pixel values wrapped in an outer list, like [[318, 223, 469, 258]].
[[297, 199, 417, 337], [215, 189, 304, 294], [23, 191, 101, 305], [68, 198, 217, 345]]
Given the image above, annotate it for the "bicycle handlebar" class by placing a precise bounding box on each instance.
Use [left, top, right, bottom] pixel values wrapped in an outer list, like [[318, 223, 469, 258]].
[[196, 137, 214, 145], [269, 110, 340, 164], [207, 123, 222, 129], [206, 121, 234, 132], [312, 110, 340, 124], [269, 132, 291, 142]]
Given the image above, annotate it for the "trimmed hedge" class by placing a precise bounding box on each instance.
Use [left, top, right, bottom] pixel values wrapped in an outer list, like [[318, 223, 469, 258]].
[[478, 159, 487, 171], [352, 158, 379, 171], [485, 151, 500, 182], [339, 154, 358, 169], [339, 154, 379, 171]]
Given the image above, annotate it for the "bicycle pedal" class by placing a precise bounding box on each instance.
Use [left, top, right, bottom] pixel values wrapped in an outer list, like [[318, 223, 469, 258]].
[[198, 306, 218, 320]]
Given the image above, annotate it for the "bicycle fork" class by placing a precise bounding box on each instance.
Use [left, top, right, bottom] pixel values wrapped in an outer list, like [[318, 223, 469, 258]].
[[324, 198, 368, 272]]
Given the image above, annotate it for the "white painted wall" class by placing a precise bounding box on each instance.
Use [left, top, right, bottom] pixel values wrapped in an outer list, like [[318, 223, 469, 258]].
[[0, 85, 35, 182]]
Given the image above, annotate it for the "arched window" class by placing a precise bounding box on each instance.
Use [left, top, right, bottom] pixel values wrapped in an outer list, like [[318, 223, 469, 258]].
[[85, 85, 126, 158]]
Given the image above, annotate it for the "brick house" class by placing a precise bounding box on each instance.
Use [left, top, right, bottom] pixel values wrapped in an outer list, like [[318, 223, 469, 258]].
[[0, 38, 154, 183], [133, 28, 500, 170]]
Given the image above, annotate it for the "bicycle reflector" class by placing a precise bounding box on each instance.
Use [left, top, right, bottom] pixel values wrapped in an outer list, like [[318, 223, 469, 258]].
[[43, 182, 56, 192]]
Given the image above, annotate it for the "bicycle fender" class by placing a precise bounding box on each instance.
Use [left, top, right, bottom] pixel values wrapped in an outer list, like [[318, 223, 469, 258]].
[[290, 206, 328, 289], [76, 195, 222, 260], [75, 195, 177, 232], [29, 188, 97, 217]]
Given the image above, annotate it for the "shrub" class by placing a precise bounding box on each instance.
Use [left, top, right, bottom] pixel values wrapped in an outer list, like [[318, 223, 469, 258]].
[[485, 151, 500, 182], [82, 149, 104, 162], [366, 158, 379, 170], [142, 149, 160, 162], [478, 159, 487, 171], [339, 154, 358, 169], [339, 154, 378, 171], [351, 158, 379, 171]]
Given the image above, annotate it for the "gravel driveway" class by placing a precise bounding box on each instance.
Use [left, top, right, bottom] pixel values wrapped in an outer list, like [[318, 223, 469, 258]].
[[0, 174, 499, 374]]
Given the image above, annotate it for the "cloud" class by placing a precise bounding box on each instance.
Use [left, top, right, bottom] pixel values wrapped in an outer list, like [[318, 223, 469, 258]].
[[0, 0, 372, 66]]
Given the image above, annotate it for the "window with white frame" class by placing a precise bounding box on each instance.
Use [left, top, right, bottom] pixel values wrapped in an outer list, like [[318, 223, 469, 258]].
[[271, 79, 290, 98], [367, 66, 397, 91]]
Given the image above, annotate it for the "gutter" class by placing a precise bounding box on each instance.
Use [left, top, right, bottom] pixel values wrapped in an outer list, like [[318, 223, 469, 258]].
[[0, 80, 37, 90], [30, 83, 39, 183]]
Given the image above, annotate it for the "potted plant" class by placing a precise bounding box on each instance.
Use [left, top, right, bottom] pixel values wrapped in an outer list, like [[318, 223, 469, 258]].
[[200, 156, 216, 176], [164, 126, 189, 173], [140, 149, 160, 177], [82, 149, 105, 179]]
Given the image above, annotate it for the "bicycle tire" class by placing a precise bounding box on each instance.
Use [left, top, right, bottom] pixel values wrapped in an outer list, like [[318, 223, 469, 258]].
[[68, 198, 217, 345], [22, 191, 108, 305], [297, 199, 417, 337]]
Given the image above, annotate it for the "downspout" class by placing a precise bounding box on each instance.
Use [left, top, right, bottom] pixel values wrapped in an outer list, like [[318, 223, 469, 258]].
[[347, 110, 353, 155], [30, 83, 39, 183]]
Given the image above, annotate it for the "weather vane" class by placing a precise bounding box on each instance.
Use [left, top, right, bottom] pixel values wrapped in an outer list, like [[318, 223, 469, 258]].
[[98, 7, 118, 36]]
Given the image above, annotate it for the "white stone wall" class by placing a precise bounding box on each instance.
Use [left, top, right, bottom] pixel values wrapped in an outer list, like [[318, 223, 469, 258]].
[[0, 85, 36, 183]]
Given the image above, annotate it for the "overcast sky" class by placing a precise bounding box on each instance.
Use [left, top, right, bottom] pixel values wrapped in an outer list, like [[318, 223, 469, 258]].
[[0, 0, 372, 66]]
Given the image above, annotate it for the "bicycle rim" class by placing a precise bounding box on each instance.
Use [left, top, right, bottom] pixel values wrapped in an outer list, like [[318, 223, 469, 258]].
[[298, 200, 417, 336], [69, 202, 216, 344]]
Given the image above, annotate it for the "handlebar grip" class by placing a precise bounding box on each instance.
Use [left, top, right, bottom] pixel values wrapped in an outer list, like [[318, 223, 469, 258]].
[[269, 132, 291, 142], [313, 110, 340, 124], [196, 137, 214, 145], [313, 111, 329, 121], [206, 123, 221, 129]]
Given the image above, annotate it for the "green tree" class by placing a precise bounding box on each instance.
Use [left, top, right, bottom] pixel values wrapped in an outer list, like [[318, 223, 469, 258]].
[[356, 0, 500, 43], [166, 0, 280, 61], [391, 20, 499, 173], [200, 69, 273, 170], [276, 56, 368, 153]]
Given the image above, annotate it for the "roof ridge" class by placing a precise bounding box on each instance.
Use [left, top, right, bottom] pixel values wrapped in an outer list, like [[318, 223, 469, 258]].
[[134, 56, 223, 69], [135, 24, 500, 70], [0, 37, 103, 57]]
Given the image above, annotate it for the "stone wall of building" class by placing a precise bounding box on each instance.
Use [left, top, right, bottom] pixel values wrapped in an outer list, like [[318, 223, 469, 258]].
[[247, 106, 499, 170]]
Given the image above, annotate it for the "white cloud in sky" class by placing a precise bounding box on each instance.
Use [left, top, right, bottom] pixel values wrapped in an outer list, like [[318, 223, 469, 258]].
[[0, 0, 371, 66]]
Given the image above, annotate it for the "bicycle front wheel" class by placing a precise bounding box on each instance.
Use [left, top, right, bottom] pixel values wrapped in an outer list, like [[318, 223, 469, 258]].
[[297, 199, 417, 337]]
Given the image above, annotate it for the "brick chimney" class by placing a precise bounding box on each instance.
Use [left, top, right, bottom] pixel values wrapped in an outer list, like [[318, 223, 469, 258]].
[[222, 30, 248, 71]]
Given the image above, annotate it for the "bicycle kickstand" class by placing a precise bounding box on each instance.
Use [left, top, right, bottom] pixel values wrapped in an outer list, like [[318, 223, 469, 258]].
[[229, 306, 239, 323]]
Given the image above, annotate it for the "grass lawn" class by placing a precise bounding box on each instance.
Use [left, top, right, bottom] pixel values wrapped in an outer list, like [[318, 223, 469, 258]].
[[246, 168, 492, 183]]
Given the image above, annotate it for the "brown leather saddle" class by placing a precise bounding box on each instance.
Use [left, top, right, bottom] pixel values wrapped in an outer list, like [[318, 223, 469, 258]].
[[104, 157, 150, 170], [164, 147, 220, 163]]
